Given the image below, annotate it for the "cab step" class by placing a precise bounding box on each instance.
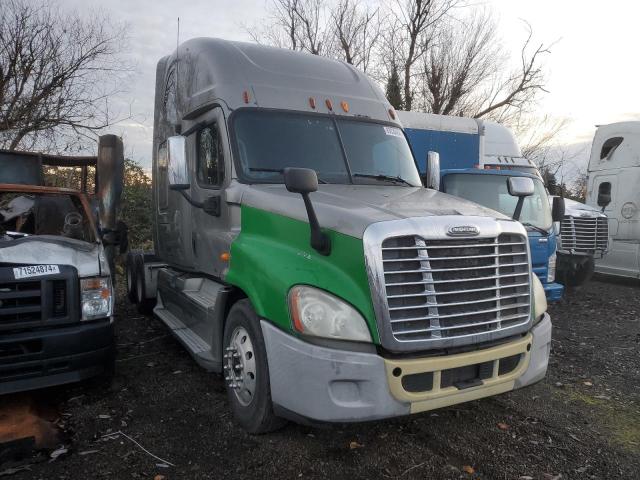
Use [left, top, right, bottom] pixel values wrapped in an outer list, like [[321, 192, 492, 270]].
[[154, 299, 219, 371]]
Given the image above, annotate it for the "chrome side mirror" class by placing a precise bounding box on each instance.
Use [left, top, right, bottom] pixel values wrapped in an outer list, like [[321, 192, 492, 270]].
[[167, 136, 189, 190], [507, 177, 535, 197], [426, 151, 440, 190], [507, 176, 534, 221]]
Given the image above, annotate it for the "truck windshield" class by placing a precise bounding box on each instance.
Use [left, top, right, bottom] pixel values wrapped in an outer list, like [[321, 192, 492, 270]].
[[443, 173, 553, 231], [232, 110, 422, 186], [0, 191, 95, 243]]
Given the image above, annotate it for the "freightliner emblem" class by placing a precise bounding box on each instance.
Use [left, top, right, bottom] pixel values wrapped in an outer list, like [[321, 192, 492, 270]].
[[447, 225, 480, 236]]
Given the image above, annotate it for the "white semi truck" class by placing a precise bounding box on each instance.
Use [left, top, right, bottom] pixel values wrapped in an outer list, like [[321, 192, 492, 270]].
[[586, 121, 640, 278]]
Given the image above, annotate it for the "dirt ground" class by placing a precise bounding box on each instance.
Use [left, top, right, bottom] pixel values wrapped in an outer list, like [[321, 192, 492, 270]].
[[1, 277, 639, 479]]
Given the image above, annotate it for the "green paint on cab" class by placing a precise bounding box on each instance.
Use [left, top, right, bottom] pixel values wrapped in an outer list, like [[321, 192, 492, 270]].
[[225, 205, 380, 344]]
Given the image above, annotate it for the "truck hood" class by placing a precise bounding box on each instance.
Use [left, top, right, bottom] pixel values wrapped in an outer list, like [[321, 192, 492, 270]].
[[233, 184, 508, 238], [0, 236, 104, 277], [563, 198, 607, 218]]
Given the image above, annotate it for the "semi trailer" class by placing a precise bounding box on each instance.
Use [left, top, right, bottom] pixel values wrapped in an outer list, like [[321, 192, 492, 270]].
[[127, 38, 552, 433], [398, 111, 565, 300], [0, 136, 125, 394]]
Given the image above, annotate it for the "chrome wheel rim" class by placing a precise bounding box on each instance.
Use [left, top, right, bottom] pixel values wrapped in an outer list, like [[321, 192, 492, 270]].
[[126, 265, 132, 294], [136, 272, 144, 303], [224, 326, 256, 406]]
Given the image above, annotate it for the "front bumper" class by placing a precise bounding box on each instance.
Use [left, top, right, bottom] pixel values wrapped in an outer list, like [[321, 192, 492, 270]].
[[262, 313, 552, 422], [543, 282, 564, 302], [0, 319, 115, 395]]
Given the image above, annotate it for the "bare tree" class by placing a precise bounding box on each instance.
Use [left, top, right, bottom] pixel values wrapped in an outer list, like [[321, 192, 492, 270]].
[[514, 113, 590, 199], [517, 114, 570, 167], [331, 0, 381, 71], [248, 0, 332, 55], [0, 0, 130, 151], [250, 0, 553, 122], [472, 23, 553, 120], [418, 10, 501, 115], [383, 0, 461, 110]]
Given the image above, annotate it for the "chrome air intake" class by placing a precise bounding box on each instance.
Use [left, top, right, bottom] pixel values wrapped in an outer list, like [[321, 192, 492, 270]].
[[364, 217, 532, 352]]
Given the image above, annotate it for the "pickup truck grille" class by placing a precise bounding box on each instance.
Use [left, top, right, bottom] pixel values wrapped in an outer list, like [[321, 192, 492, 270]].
[[560, 215, 608, 254], [0, 280, 42, 324], [382, 234, 531, 344], [0, 266, 77, 331]]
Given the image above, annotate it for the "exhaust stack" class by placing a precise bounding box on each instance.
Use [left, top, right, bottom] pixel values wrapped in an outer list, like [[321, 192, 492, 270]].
[[96, 135, 125, 274]]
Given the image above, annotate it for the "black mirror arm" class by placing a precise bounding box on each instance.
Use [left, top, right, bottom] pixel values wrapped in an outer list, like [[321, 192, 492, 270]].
[[301, 193, 331, 256], [512, 196, 525, 221]]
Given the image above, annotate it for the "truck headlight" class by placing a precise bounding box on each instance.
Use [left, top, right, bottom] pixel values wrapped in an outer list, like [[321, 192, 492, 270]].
[[288, 286, 372, 342], [532, 275, 548, 325], [547, 253, 557, 283], [80, 276, 113, 321]]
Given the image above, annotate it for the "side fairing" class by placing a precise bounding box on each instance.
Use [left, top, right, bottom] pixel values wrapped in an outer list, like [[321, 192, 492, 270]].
[[224, 205, 380, 343]]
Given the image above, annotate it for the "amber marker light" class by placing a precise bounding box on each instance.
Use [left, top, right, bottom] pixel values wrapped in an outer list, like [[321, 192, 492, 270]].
[[243, 90, 250, 104], [289, 288, 304, 333], [309, 97, 316, 109], [340, 101, 349, 113], [325, 99, 333, 111], [388, 108, 396, 120], [220, 252, 230, 262]]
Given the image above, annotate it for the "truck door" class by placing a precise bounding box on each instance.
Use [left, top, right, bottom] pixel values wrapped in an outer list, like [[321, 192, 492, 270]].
[[189, 106, 232, 278], [155, 142, 193, 269], [592, 172, 640, 276], [186, 106, 232, 343]]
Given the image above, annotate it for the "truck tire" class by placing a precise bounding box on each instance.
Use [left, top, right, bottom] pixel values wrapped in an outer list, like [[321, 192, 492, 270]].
[[134, 255, 156, 314], [222, 299, 286, 434], [560, 256, 595, 287], [125, 251, 139, 304]]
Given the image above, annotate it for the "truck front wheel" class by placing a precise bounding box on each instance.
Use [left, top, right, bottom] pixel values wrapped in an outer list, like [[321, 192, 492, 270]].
[[222, 300, 286, 434], [558, 254, 595, 287]]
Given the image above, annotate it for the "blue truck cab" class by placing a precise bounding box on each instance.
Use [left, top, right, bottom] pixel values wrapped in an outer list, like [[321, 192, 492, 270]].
[[398, 111, 564, 301]]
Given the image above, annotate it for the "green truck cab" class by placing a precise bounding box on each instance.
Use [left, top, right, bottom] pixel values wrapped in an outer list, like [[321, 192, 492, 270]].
[[126, 38, 552, 433]]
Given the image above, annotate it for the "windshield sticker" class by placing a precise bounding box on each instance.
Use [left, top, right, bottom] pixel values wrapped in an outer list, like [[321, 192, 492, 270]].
[[383, 126, 403, 138], [13, 264, 60, 279]]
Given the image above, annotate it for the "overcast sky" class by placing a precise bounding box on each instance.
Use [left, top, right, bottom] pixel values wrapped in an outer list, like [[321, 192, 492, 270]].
[[59, 0, 638, 173]]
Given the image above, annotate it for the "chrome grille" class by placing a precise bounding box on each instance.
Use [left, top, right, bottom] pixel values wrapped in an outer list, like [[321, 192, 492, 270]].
[[560, 215, 609, 254], [382, 234, 531, 343]]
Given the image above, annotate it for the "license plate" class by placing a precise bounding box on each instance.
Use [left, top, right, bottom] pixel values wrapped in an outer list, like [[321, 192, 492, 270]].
[[13, 265, 60, 279]]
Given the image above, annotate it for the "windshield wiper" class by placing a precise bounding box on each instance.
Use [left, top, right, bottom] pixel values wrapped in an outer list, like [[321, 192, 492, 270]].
[[521, 222, 548, 235], [352, 173, 413, 186], [248, 167, 327, 183], [249, 167, 283, 173]]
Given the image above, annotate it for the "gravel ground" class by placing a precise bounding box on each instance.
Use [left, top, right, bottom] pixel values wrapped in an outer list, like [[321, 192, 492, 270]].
[[2, 277, 639, 479]]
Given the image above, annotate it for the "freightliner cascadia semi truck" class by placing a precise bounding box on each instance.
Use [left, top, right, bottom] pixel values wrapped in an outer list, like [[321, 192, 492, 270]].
[[398, 111, 565, 301], [127, 38, 552, 433]]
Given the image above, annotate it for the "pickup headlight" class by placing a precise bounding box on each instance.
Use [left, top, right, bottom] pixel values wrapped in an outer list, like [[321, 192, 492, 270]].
[[288, 286, 372, 342], [547, 252, 557, 283], [80, 276, 113, 321]]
